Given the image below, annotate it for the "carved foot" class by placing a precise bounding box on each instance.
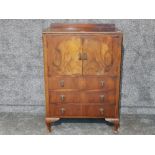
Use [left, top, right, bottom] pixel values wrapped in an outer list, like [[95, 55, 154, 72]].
[[45, 118, 60, 132]]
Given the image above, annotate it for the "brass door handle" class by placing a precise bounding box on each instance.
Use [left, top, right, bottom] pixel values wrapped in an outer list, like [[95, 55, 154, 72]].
[[100, 80, 105, 87], [60, 95, 65, 102], [79, 53, 87, 60], [99, 108, 104, 115], [60, 80, 64, 87], [79, 53, 82, 60], [83, 52, 87, 60], [60, 108, 65, 114], [100, 95, 105, 102]]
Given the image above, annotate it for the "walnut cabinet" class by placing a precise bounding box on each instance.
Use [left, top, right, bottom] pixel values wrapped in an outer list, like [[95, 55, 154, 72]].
[[42, 24, 123, 132]]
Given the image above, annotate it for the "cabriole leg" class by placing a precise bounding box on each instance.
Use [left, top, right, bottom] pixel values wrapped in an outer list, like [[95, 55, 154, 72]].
[[105, 118, 120, 133], [45, 118, 60, 132], [113, 120, 120, 133]]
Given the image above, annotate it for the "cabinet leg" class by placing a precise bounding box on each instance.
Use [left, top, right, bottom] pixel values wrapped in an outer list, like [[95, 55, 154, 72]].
[[113, 120, 120, 133], [105, 118, 120, 133], [45, 118, 60, 132]]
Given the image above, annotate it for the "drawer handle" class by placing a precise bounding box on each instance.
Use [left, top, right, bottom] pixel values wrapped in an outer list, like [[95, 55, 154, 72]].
[[60, 80, 64, 87], [99, 108, 104, 115], [60, 95, 65, 102], [60, 108, 65, 115], [100, 95, 105, 102], [100, 80, 105, 87]]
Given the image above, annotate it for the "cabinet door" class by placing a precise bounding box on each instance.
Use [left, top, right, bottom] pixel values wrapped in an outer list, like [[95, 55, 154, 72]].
[[83, 35, 120, 75], [46, 35, 82, 75]]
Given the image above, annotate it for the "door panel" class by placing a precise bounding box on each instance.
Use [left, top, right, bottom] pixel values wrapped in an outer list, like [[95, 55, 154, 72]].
[[46, 35, 120, 76], [47, 35, 82, 75], [83, 35, 117, 75]]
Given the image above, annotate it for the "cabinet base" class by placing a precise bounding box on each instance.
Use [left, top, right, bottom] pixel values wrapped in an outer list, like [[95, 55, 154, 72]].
[[45, 117, 120, 133]]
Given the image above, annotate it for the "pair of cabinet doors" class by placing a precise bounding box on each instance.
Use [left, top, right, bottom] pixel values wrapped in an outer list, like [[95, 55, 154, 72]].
[[46, 35, 120, 76]]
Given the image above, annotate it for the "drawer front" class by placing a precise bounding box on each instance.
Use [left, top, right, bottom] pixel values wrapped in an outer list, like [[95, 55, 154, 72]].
[[48, 76, 116, 90], [81, 91, 115, 104], [50, 104, 82, 117], [50, 91, 80, 103], [50, 104, 115, 117], [83, 105, 115, 117], [48, 77, 80, 90], [84, 76, 116, 90]]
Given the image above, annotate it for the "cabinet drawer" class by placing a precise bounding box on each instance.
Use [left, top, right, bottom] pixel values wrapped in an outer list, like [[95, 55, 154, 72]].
[[83, 105, 115, 117], [48, 76, 116, 90], [84, 76, 116, 90], [48, 76, 80, 90], [49, 91, 80, 103], [50, 104, 82, 117], [81, 91, 115, 104]]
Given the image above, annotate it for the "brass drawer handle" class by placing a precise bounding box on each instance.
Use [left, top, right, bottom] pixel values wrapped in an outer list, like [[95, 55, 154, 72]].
[[60, 80, 64, 87], [100, 80, 105, 87], [60, 108, 65, 115], [100, 95, 105, 102], [99, 108, 104, 115], [60, 95, 65, 102]]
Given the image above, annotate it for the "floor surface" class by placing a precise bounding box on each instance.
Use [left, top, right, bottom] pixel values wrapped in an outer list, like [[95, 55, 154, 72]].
[[0, 113, 155, 135]]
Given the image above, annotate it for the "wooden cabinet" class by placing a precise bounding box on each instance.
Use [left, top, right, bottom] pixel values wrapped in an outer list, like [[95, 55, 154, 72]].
[[43, 24, 123, 132]]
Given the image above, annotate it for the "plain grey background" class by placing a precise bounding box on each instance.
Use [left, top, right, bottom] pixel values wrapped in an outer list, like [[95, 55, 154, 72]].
[[0, 19, 155, 115]]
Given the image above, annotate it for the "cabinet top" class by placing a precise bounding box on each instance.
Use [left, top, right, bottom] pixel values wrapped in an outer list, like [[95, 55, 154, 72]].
[[43, 23, 122, 34]]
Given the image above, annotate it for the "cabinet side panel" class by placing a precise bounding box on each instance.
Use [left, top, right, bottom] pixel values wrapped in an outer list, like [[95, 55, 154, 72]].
[[113, 35, 123, 118], [43, 34, 50, 117]]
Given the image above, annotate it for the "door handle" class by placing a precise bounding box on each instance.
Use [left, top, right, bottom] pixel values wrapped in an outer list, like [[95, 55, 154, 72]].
[[79, 53, 87, 60], [79, 53, 82, 60], [83, 53, 87, 60]]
